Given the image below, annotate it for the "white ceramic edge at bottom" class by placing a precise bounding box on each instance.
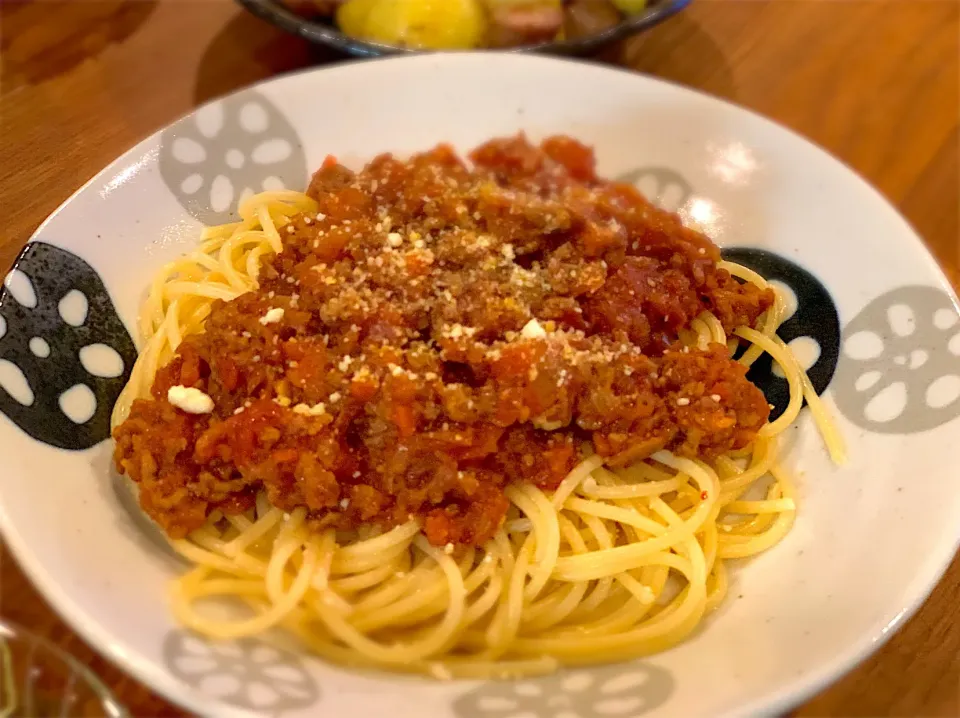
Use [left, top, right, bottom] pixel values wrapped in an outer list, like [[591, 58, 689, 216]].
[[724, 534, 960, 718], [2, 53, 958, 718], [9, 503, 959, 718]]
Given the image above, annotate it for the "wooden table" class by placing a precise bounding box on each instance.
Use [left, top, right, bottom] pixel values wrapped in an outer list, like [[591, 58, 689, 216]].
[[1, 1, 958, 715]]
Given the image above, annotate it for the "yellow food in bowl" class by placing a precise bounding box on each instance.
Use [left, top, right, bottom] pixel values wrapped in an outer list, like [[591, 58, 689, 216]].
[[336, 0, 648, 50], [484, 0, 561, 8], [611, 0, 647, 14], [338, 0, 488, 49]]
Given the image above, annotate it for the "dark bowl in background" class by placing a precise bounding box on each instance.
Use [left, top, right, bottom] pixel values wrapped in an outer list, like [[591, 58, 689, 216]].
[[234, 0, 692, 58]]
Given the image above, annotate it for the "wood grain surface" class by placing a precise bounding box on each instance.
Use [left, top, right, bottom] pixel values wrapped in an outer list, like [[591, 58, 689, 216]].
[[1, 1, 958, 715]]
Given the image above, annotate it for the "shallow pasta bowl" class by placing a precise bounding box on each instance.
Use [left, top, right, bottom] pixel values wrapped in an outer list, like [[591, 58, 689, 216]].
[[0, 54, 958, 718]]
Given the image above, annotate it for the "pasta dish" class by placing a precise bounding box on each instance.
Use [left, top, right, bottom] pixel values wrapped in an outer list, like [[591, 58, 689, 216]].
[[112, 135, 842, 678]]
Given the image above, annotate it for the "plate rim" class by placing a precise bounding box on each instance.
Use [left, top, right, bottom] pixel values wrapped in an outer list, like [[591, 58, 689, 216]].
[[2, 52, 959, 718]]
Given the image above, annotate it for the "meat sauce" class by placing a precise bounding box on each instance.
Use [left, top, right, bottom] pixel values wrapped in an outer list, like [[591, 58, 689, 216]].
[[113, 135, 773, 547]]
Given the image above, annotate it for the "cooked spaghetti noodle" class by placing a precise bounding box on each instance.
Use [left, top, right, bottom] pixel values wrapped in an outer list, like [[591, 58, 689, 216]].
[[112, 136, 842, 678]]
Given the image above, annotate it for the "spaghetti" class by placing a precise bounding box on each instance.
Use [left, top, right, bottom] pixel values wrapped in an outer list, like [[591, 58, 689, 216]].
[[112, 137, 842, 679]]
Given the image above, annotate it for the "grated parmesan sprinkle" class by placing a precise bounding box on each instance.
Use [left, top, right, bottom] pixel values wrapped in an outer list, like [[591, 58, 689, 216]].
[[259, 307, 284, 325]]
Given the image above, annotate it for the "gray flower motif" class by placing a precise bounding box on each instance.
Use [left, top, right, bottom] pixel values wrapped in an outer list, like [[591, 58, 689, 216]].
[[833, 285, 960, 434], [614, 167, 693, 213], [159, 90, 307, 225], [453, 663, 674, 718], [163, 630, 320, 715]]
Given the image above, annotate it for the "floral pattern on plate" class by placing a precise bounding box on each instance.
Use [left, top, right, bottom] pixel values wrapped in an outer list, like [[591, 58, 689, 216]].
[[163, 631, 320, 714], [833, 285, 960, 433], [453, 663, 674, 718], [0, 242, 136, 450], [159, 90, 307, 225]]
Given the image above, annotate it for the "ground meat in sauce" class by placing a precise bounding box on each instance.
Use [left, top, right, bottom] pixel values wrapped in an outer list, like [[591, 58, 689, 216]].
[[113, 135, 774, 547]]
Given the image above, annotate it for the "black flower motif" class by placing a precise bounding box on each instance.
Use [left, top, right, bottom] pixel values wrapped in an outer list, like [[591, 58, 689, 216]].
[[0, 242, 136, 450], [453, 663, 674, 718], [833, 285, 960, 433], [721, 247, 841, 421], [159, 90, 308, 225], [163, 631, 320, 714]]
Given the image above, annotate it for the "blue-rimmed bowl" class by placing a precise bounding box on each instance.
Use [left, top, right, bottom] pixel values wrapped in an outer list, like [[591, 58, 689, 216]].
[[234, 0, 692, 57]]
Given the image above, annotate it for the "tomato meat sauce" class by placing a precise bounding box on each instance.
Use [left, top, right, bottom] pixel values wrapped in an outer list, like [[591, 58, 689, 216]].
[[113, 135, 773, 547]]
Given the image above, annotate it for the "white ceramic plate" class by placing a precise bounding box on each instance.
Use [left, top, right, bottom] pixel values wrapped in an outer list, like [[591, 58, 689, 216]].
[[1, 54, 958, 718]]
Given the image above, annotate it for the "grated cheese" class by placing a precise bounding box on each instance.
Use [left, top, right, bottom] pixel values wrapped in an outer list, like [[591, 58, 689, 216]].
[[167, 386, 214, 414], [259, 307, 284, 325]]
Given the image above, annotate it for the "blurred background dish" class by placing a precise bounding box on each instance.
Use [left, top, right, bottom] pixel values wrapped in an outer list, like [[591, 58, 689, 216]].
[[0, 619, 128, 718], [235, 0, 692, 55]]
